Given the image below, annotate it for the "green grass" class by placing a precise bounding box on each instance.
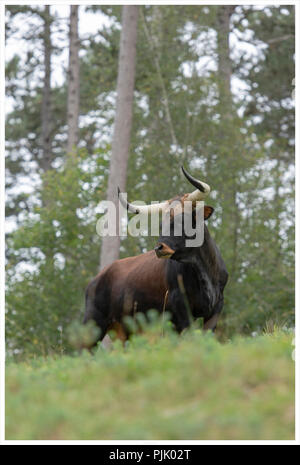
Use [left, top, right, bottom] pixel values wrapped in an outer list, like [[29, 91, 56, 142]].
[[6, 327, 295, 440]]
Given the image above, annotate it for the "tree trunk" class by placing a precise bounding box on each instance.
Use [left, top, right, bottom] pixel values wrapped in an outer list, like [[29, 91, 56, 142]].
[[216, 6, 239, 276], [217, 6, 234, 114], [99, 6, 139, 269], [40, 5, 52, 172], [67, 5, 80, 154]]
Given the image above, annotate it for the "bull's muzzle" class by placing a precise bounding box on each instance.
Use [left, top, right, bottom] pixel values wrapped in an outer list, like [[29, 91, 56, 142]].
[[155, 242, 175, 259]]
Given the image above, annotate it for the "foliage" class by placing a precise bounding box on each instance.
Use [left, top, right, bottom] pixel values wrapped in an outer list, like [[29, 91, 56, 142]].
[[6, 149, 108, 357], [6, 327, 295, 440]]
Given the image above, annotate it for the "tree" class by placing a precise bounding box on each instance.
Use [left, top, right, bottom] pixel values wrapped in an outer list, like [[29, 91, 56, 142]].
[[217, 6, 235, 112], [5, 6, 65, 224], [216, 5, 240, 276], [67, 5, 80, 153], [6, 148, 107, 358], [40, 5, 53, 172], [99, 5, 139, 269]]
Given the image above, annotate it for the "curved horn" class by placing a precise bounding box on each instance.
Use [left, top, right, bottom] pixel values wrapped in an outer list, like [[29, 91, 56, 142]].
[[181, 166, 210, 201], [118, 187, 169, 214]]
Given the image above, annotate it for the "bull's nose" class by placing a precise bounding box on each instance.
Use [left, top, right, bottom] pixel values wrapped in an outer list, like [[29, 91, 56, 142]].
[[155, 242, 175, 259]]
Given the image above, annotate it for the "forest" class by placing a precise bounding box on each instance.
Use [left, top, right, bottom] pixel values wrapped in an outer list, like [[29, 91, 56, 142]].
[[4, 4, 295, 440], [6, 4, 295, 357]]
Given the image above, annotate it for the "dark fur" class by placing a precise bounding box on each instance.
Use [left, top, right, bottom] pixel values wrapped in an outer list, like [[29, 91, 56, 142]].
[[163, 225, 228, 331], [84, 207, 228, 344]]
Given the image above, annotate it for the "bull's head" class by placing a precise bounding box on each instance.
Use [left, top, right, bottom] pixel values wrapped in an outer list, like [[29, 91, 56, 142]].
[[118, 166, 214, 263]]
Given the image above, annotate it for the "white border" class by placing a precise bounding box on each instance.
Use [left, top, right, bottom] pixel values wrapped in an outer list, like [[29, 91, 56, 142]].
[[1, 0, 298, 446]]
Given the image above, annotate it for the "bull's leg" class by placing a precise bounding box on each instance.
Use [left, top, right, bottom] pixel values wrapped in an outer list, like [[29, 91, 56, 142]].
[[107, 321, 128, 345], [204, 297, 224, 332], [82, 315, 110, 351], [167, 289, 191, 333], [101, 335, 113, 350], [83, 304, 110, 343], [203, 313, 219, 331]]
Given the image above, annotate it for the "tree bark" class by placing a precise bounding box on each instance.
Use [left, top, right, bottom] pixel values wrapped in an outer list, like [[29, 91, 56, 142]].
[[67, 5, 80, 154], [217, 6, 234, 114], [216, 6, 239, 276], [99, 6, 139, 269], [40, 5, 52, 172]]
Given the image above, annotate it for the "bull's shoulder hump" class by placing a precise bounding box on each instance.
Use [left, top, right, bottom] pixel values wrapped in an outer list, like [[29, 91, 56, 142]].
[[99, 250, 159, 275]]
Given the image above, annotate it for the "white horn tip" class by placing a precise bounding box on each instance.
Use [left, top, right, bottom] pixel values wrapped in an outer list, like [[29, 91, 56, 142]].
[[202, 182, 210, 194]]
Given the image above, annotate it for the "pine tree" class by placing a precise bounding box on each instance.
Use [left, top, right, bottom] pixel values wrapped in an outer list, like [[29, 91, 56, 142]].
[[100, 6, 139, 269], [67, 5, 80, 153]]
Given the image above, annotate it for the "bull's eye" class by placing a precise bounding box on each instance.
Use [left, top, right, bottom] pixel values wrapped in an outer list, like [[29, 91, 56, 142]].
[[155, 244, 163, 251]]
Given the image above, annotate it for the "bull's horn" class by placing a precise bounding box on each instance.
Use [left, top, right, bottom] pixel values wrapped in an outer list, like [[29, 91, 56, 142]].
[[181, 166, 210, 201], [118, 187, 169, 214]]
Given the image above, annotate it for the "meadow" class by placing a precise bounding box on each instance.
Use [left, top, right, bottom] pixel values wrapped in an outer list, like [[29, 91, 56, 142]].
[[6, 322, 295, 440]]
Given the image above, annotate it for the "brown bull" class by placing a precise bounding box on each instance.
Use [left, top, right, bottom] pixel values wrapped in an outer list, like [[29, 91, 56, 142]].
[[84, 166, 228, 343]]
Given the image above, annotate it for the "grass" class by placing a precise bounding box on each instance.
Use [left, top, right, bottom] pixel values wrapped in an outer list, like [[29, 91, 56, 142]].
[[5, 324, 295, 440]]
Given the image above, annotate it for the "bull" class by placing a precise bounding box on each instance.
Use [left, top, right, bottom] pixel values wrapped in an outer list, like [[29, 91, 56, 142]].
[[84, 166, 228, 343]]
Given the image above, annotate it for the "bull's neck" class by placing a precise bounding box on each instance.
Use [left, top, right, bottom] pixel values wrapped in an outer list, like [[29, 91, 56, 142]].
[[193, 225, 219, 283]]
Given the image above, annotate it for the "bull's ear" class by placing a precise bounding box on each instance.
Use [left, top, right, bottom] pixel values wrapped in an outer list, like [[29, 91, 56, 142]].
[[204, 206, 214, 220]]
